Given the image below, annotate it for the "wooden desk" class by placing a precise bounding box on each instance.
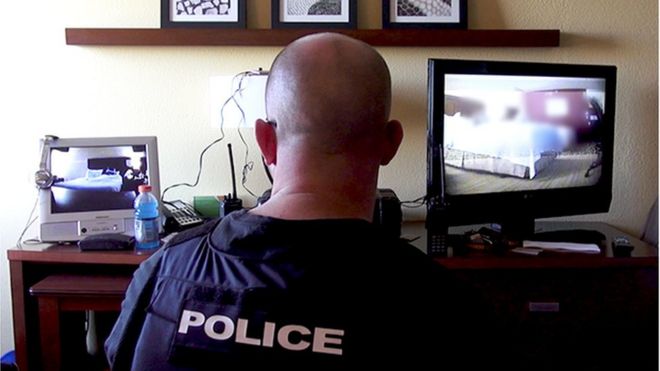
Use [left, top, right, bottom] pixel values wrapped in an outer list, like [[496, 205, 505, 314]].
[[29, 275, 131, 371], [8, 222, 658, 371], [8, 245, 150, 371], [403, 221, 659, 370]]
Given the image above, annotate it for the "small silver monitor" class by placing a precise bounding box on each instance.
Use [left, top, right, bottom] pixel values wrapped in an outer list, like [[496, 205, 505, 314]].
[[38, 136, 160, 242]]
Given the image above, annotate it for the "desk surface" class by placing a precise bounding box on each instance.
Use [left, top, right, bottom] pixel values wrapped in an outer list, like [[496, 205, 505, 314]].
[[8, 221, 656, 266], [8, 243, 152, 265], [402, 221, 657, 269]]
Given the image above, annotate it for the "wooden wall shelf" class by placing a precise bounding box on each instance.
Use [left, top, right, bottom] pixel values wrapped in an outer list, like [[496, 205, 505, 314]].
[[65, 28, 560, 47]]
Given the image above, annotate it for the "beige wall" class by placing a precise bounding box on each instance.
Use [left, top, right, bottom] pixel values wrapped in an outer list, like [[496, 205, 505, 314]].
[[0, 0, 657, 353]]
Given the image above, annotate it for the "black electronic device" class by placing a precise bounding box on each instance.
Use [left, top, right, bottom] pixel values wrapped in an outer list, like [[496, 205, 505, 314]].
[[426, 200, 449, 256], [428, 232, 448, 256], [427, 59, 617, 249], [78, 233, 134, 251], [163, 200, 204, 233], [373, 188, 402, 239], [612, 236, 634, 257], [220, 143, 243, 218]]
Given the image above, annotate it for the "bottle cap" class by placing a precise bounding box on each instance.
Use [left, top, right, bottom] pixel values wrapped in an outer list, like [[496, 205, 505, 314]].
[[138, 184, 152, 193]]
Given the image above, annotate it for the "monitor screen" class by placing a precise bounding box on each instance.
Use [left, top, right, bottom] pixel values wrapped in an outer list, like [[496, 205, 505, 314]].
[[443, 74, 606, 195], [50, 145, 150, 213], [427, 59, 616, 235], [38, 136, 160, 242]]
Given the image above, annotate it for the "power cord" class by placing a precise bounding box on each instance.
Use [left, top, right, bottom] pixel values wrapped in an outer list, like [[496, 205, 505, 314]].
[[161, 69, 267, 202], [161, 135, 226, 202], [229, 70, 267, 199], [261, 156, 273, 184], [16, 191, 40, 248], [400, 195, 428, 209]]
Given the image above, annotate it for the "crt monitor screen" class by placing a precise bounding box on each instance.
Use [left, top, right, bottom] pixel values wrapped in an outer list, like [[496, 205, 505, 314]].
[[38, 136, 160, 242], [427, 59, 616, 228], [49, 145, 151, 213]]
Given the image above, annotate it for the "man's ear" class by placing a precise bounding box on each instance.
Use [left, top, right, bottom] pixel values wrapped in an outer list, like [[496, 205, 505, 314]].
[[255, 119, 277, 165], [380, 120, 403, 166]]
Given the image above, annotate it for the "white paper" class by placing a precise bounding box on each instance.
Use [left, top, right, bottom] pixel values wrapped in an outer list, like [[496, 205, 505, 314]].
[[523, 240, 601, 254], [511, 247, 543, 256]]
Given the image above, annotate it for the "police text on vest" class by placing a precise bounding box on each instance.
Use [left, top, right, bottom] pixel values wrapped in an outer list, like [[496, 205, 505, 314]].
[[178, 310, 344, 356]]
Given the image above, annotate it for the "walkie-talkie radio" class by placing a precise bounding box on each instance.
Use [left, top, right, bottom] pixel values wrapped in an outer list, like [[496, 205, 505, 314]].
[[220, 143, 243, 217]]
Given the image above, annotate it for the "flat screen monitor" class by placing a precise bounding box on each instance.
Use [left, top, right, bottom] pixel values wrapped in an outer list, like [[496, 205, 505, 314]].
[[427, 59, 616, 237], [38, 136, 160, 242]]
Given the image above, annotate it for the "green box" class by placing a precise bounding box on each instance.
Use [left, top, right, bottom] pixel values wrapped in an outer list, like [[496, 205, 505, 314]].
[[193, 196, 221, 218]]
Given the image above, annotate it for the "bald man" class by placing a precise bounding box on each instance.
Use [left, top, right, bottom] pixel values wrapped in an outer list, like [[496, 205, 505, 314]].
[[253, 33, 401, 222], [105, 33, 491, 370]]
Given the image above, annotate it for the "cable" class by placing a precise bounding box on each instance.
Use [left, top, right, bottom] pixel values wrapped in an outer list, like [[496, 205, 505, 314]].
[[229, 71, 266, 199], [400, 195, 428, 209], [161, 69, 266, 202], [16, 192, 40, 249], [261, 156, 273, 184], [161, 134, 225, 202]]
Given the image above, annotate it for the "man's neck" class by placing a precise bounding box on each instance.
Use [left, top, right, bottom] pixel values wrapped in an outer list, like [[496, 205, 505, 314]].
[[251, 149, 380, 221], [251, 184, 377, 222]]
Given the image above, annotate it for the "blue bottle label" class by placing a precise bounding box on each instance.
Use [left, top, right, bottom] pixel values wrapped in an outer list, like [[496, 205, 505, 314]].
[[135, 217, 159, 250]]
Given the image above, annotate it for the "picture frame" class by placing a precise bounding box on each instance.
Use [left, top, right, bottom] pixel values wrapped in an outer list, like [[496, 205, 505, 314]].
[[272, 0, 357, 29], [383, 0, 467, 29], [161, 0, 247, 28]]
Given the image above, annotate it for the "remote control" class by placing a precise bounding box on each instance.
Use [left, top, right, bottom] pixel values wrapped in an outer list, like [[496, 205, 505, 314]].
[[612, 236, 634, 257], [428, 233, 448, 256]]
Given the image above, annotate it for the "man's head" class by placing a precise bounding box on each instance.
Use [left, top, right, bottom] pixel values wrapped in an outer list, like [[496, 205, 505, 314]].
[[254, 33, 403, 220], [263, 33, 394, 151], [257, 32, 401, 164]]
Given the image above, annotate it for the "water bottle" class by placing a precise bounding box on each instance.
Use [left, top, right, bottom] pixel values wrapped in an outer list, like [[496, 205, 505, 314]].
[[134, 184, 160, 252]]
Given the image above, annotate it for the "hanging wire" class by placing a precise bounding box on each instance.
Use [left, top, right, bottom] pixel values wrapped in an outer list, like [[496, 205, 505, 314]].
[[161, 70, 265, 202], [400, 194, 428, 209], [228, 72, 259, 199], [16, 192, 40, 249]]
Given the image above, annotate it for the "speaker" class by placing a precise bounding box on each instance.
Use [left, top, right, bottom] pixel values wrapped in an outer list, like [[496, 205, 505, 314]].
[[34, 135, 58, 189], [373, 188, 402, 239]]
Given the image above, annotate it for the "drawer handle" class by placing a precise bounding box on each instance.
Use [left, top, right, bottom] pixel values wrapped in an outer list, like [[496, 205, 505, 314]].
[[528, 302, 560, 312]]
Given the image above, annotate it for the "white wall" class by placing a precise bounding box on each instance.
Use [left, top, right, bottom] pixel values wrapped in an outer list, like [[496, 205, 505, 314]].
[[1, 0, 657, 354]]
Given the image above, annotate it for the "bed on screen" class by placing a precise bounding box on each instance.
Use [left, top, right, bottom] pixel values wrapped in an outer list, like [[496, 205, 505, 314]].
[[50, 157, 138, 213], [443, 113, 573, 180], [53, 172, 123, 192]]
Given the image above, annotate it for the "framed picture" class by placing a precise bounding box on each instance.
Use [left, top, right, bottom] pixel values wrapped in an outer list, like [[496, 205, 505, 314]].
[[383, 0, 467, 29], [161, 0, 247, 28], [272, 0, 357, 29]]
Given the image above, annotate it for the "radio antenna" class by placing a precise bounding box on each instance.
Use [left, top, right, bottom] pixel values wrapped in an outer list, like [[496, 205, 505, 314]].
[[228, 143, 237, 200]]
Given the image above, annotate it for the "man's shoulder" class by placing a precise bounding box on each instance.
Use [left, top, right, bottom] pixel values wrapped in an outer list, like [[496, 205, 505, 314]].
[[164, 218, 221, 249]]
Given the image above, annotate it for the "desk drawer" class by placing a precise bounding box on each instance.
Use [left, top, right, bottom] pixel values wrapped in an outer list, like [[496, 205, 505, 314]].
[[453, 267, 658, 370]]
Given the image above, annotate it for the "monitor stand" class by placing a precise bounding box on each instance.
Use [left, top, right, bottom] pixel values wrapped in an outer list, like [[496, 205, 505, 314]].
[[498, 218, 535, 241]]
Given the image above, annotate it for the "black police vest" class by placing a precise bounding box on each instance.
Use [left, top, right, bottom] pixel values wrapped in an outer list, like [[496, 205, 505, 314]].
[[115, 212, 484, 370]]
